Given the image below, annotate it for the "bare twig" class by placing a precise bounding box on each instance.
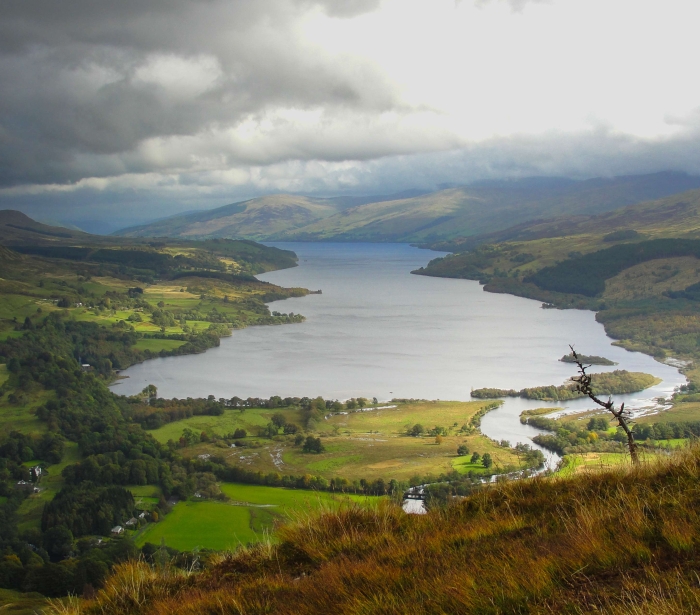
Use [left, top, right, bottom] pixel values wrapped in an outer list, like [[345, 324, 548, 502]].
[[569, 345, 639, 465]]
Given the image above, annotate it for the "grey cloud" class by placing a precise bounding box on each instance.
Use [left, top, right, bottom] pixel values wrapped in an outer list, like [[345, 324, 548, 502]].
[[0, 0, 397, 187], [5, 127, 700, 234], [312, 0, 382, 18]]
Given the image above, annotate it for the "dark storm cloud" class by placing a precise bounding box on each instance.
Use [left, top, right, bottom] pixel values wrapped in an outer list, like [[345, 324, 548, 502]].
[[0, 0, 396, 186]]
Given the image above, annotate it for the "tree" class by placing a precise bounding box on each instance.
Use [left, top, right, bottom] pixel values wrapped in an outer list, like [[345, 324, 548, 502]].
[[470, 452, 481, 463], [271, 412, 287, 428], [43, 526, 74, 560], [232, 428, 247, 439], [302, 436, 325, 454], [482, 453, 493, 468], [434, 435, 443, 445], [570, 346, 638, 464], [457, 445, 469, 456], [409, 424, 424, 437]]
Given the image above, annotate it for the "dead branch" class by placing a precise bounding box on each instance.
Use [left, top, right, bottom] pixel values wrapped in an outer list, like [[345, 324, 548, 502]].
[[569, 345, 639, 465]]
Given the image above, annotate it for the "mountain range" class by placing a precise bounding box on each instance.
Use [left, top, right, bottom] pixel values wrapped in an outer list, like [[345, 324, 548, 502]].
[[114, 172, 700, 243]]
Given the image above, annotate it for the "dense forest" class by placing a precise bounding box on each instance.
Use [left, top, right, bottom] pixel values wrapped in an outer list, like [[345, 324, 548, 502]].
[[526, 239, 700, 296]]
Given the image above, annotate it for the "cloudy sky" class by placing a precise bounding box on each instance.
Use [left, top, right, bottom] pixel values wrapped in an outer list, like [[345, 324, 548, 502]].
[[2, 0, 700, 232]]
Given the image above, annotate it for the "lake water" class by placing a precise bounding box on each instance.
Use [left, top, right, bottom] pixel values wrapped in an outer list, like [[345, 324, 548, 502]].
[[112, 243, 685, 459]]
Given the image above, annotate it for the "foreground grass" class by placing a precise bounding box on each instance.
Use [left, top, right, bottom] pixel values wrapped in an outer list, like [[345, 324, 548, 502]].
[[52, 445, 700, 614]]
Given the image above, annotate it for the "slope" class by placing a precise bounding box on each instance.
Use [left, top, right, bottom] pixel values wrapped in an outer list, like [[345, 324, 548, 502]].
[[52, 447, 700, 615], [115, 195, 341, 240], [0, 210, 96, 246], [431, 186, 700, 252]]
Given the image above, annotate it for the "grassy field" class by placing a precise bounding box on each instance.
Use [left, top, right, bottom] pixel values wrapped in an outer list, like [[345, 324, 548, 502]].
[[66, 446, 700, 615], [155, 401, 523, 482], [148, 406, 278, 442], [136, 501, 258, 550], [133, 338, 188, 352], [136, 484, 374, 551], [0, 588, 49, 615], [637, 402, 700, 423]]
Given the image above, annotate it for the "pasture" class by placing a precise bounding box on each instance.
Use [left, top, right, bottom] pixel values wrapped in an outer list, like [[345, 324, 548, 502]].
[[155, 400, 523, 481], [136, 484, 374, 551]]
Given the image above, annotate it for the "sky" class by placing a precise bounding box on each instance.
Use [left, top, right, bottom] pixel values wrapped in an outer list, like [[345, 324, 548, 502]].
[[2, 0, 700, 232]]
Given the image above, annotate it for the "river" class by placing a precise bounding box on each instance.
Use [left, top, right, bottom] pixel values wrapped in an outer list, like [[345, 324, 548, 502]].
[[111, 242, 685, 465]]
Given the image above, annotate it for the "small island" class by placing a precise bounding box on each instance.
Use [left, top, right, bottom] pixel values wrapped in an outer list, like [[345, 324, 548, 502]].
[[559, 353, 617, 366], [471, 370, 659, 402]]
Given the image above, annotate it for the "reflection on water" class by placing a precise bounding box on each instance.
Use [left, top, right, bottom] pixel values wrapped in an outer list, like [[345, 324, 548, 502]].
[[112, 243, 684, 456]]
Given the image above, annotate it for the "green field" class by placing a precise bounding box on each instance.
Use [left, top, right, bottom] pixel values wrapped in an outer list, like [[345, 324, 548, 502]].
[[137, 501, 257, 550], [148, 406, 277, 443], [136, 484, 373, 551], [133, 338, 188, 352], [159, 401, 523, 482]]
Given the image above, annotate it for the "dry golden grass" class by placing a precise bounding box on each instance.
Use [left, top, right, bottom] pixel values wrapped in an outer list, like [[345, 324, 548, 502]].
[[51, 445, 700, 614]]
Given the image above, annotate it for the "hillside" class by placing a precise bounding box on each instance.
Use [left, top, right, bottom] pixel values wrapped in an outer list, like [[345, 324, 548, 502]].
[[0, 210, 97, 246], [430, 186, 700, 252], [52, 447, 700, 614], [112, 172, 700, 243], [114, 190, 430, 240], [115, 195, 341, 240]]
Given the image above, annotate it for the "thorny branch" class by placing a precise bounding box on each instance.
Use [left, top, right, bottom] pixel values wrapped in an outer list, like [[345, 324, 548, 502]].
[[569, 345, 639, 465]]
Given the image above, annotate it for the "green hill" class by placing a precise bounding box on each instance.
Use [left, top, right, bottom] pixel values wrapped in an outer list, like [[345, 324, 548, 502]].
[[112, 172, 700, 242]]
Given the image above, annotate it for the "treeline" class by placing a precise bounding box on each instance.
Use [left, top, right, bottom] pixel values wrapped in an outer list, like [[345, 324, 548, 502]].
[[526, 238, 700, 297], [471, 370, 658, 401], [524, 413, 700, 456], [131, 396, 225, 430]]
